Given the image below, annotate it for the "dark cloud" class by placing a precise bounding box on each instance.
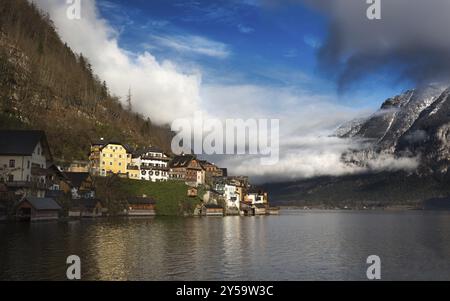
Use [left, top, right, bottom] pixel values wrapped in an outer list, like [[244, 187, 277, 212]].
[[301, 0, 450, 90]]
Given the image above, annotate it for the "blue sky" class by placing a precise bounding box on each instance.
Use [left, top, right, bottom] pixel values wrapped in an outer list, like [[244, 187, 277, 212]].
[[95, 0, 411, 109]]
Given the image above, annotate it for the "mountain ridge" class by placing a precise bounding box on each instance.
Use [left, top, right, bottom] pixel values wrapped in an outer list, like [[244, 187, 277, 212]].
[[0, 0, 173, 164], [266, 84, 450, 206]]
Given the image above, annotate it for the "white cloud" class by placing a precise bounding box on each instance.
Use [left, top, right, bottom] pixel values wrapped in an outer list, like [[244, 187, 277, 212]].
[[149, 34, 231, 59], [237, 24, 255, 34], [200, 84, 388, 182], [34, 0, 202, 125]]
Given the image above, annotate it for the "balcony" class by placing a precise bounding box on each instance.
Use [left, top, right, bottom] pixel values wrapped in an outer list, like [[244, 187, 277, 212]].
[[141, 155, 171, 161]]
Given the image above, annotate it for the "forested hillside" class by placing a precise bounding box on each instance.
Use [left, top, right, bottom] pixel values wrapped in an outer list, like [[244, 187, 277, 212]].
[[0, 0, 173, 163]]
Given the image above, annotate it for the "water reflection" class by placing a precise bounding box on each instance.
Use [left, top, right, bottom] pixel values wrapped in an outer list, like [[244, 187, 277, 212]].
[[1, 210, 450, 280]]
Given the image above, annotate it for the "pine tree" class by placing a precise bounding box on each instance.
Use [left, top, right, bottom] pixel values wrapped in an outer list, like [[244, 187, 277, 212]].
[[126, 87, 132, 112]]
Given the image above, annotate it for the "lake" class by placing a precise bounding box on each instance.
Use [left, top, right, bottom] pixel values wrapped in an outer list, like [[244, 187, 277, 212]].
[[1, 209, 450, 281]]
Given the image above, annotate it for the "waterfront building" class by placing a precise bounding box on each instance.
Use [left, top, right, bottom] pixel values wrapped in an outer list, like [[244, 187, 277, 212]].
[[201, 204, 224, 216], [223, 183, 241, 214], [69, 198, 103, 218], [127, 196, 156, 216], [0, 130, 53, 198], [244, 187, 269, 205], [16, 197, 61, 221]]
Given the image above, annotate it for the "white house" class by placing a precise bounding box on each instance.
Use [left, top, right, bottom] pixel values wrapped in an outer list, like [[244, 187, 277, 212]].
[[224, 184, 241, 213], [0, 130, 52, 197], [140, 147, 170, 182]]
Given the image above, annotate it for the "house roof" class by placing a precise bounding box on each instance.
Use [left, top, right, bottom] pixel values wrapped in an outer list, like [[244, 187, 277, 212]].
[[208, 189, 222, 195], [143, 146, 164, 154], [128, 197, 156, 205], [170, 154, 196, 168], [65, 172, 90, 188], [23, 197, 62, 211], [48, 164, 69, 181], [71, 198, 101, 209], [0, 130, 52, 159], [92, 140, 132, 152]]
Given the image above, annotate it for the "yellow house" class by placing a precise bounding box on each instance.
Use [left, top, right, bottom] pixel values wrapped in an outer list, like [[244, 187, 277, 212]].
[[89, 141, 131, 177], [127, 164, 141, 180]]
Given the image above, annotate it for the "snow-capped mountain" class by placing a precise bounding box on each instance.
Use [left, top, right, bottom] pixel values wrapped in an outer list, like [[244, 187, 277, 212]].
[[336, 84, 450, 174]]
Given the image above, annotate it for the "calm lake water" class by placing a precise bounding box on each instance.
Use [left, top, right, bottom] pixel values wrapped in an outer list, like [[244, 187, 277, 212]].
[[1, 209, 450, 281]]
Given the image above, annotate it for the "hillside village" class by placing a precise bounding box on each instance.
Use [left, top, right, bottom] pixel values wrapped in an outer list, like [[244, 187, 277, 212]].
[[0, 129, 278, 222]]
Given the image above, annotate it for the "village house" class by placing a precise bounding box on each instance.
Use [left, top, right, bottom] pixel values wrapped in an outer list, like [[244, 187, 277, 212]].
[[223, 183, 241, 215], [201, 204, 224, 216], [187, 186, 198, 197], [16, 197, 61, 222], [65, 172, 95, 199], [89, 140, 131, 177], [69, 198, 103, 218], [169, 154, 204, 185], [127, 196, 156, 216], [139, 147, 170, 182], [199, 160, 224, 183], [244, 188, 269, 206], [46, 164, 71, 194], [0, 130, 53, 198]]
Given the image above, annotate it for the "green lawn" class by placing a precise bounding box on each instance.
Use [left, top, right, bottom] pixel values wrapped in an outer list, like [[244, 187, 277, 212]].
[[117, 179, 202, 216]]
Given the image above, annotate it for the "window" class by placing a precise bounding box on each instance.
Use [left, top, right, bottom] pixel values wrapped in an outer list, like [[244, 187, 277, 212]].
[[110, 154, 113, 158], [9, 160, 15, 168], [119, 163, 122, 166], [8, 175, 14, 182], [27, 161, 30, 169], [110, 162, 113, 166]]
